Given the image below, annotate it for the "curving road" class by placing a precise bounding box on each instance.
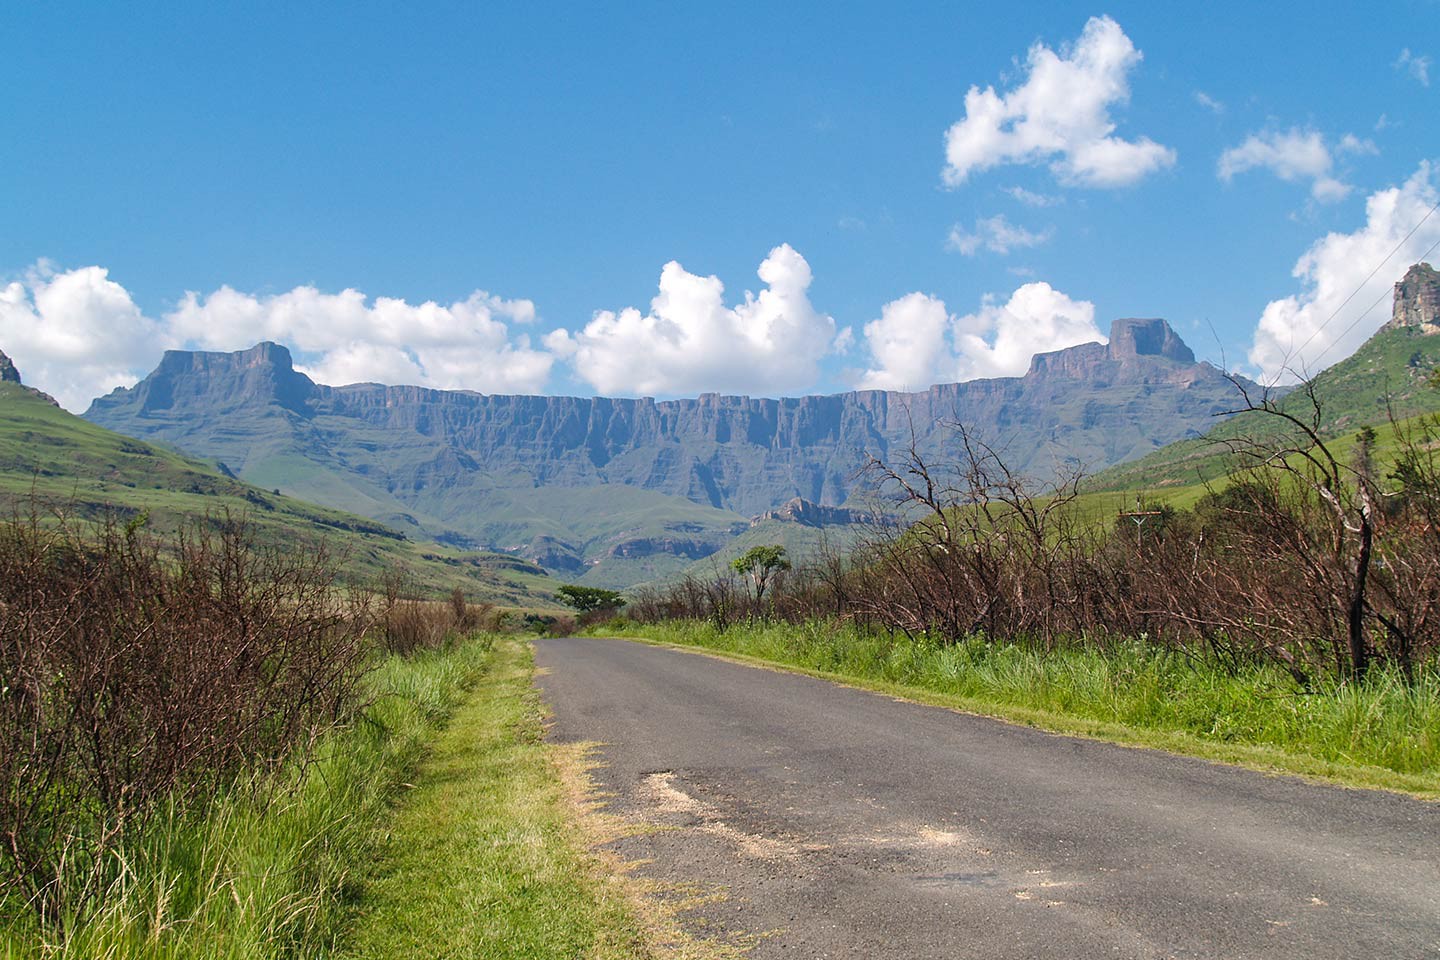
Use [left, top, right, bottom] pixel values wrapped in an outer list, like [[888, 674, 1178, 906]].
[[534, 637, 1440, 959]]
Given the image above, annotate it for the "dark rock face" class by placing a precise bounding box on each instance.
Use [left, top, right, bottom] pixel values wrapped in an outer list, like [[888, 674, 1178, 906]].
[[751, 497, 878, 528], [1107, 318, 1196, 364], [106, 341, 315, 417], [606, 537, 718, 559], [85, 318, 1253, 553], [0, 350, 20, 384], [1390, 263, 1440, 332], [526, 535, 584, 573]]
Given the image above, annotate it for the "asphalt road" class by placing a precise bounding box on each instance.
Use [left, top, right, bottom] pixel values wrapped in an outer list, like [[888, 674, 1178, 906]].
[[533, 637, 1440, 959]]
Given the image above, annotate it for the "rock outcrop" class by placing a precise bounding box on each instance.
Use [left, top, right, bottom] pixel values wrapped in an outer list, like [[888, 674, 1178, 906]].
[[1390, 263, 1440, 333], [0, 350, 21, 384], [751, 497, 879, 528]]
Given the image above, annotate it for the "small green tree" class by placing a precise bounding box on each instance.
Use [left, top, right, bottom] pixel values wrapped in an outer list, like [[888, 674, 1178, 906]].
[[555, 584, 626, 614], [731, 544, 790, 608]]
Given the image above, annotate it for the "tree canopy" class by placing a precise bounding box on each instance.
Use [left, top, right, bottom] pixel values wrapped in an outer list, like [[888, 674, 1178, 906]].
[[731, 544, 790, 604], [555, 584, 626, 613]]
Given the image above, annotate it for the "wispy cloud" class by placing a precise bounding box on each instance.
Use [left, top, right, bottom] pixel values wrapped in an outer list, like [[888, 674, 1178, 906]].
[[1395, 47, 1432, 86], [1003, 186, 1063, 207], [946, 214, 1055, 256], [1193, 90, 1225, 114]]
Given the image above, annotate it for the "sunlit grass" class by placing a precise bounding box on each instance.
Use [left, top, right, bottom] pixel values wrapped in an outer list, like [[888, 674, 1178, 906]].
[[339, 635, 650, 960]]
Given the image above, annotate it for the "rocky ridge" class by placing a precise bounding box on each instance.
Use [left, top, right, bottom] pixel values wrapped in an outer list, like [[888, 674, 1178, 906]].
[[84, 317, 1253, 584], [750, 497, 880, 528]]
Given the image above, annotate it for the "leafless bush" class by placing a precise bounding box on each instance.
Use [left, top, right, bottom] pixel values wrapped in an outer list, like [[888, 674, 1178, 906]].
[[0, 507, 369, 920], [377, 567, 459, 653], [627, 402, 1440, 684], [848, 422, 1095, 646]]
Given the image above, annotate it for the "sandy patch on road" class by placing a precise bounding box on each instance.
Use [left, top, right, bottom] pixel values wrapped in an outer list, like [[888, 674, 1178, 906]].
[[639, 772, 801, 862]]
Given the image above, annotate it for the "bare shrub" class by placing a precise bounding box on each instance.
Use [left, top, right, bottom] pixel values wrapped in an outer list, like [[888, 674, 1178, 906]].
[[377, 567, 456, 654], [0, 507, 369, 921], [626, 404, 1440, 686]]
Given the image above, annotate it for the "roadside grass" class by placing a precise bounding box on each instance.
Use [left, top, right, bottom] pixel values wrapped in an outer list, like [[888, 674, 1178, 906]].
[[1, 638, 494, 959], [338, 634, 652, 960], [592, 620, 1440, 798]]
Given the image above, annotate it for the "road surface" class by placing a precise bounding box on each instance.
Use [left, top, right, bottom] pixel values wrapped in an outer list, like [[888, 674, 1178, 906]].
[[534, 637, 1439, 959]]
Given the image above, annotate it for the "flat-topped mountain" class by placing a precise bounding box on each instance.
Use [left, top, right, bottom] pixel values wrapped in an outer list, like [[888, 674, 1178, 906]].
[[85, 317, 1251, 586]]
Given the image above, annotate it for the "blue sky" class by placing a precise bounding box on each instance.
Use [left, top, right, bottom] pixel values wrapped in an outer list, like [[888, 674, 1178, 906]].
[[2, 2, 1437, 410]]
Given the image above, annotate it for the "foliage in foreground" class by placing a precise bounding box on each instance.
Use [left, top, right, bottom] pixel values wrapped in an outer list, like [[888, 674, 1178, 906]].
[[597, 619, 1439, 789], [633, 397, 1440, 688], [0, 510, 371, 925], [0, 499, 537, 955], [1, 634, 494, 958]]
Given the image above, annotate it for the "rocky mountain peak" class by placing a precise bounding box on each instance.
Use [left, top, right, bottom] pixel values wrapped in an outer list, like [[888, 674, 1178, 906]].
[[88, 340, 316, 417], [1107, 318, 1195, 363], [1026, 318, 1198, 379], [0, 349, 20, 384], [1389, 262, 1440, 332]]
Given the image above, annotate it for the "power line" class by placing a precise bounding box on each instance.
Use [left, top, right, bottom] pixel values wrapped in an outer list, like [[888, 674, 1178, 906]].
[[1271, 195, 1440, 386], [1306, 233, 1440, 371]]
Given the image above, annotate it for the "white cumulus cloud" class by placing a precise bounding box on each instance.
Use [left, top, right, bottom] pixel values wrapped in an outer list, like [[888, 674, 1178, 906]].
[[943, 16, 1175, 189], [0, 264, 554, 410], [856, 282, 1102, 389], [167, 285, 552, 393], [947, 214, 1054, 256], [0, 263, 172, 411], [1248, 162, 1440, 383], [550, 244, 839, 396], [1217, 127, 1369, 203]]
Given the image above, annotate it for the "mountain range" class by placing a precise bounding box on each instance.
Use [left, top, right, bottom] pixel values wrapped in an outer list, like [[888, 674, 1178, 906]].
[[83, 316, 1254, 586], [0, 355, 559, 607]]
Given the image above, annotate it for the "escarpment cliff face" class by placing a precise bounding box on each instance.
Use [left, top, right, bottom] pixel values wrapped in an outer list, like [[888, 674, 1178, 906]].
[[1390, 262, 1440, 333], [84, 318, 1249, 586]]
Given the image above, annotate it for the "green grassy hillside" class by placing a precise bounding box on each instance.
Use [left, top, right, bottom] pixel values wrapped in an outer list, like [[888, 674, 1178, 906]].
[[1085, 326, 1440, 494], [0, 383, 561, 608]]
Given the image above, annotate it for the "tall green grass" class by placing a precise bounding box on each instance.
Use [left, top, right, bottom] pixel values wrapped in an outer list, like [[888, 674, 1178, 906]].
[[1, 638, 495, 959], [597, 620, 1440, 793]]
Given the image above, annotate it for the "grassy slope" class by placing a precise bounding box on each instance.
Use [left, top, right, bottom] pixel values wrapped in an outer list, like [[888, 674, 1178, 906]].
[[0, 383, 561, 608], [1086, 325, 1440, 494], [593, 622, 1439, 798]]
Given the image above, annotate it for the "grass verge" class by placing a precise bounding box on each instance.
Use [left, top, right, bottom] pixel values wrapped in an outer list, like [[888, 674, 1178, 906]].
[[338, 635, 652, 959], [591, 620, 1440, 799], [1, 638, 494, 959]]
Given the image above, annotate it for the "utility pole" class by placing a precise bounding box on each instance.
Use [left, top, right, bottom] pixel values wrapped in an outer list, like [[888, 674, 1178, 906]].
[[1118, 495, 1164, 553]]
